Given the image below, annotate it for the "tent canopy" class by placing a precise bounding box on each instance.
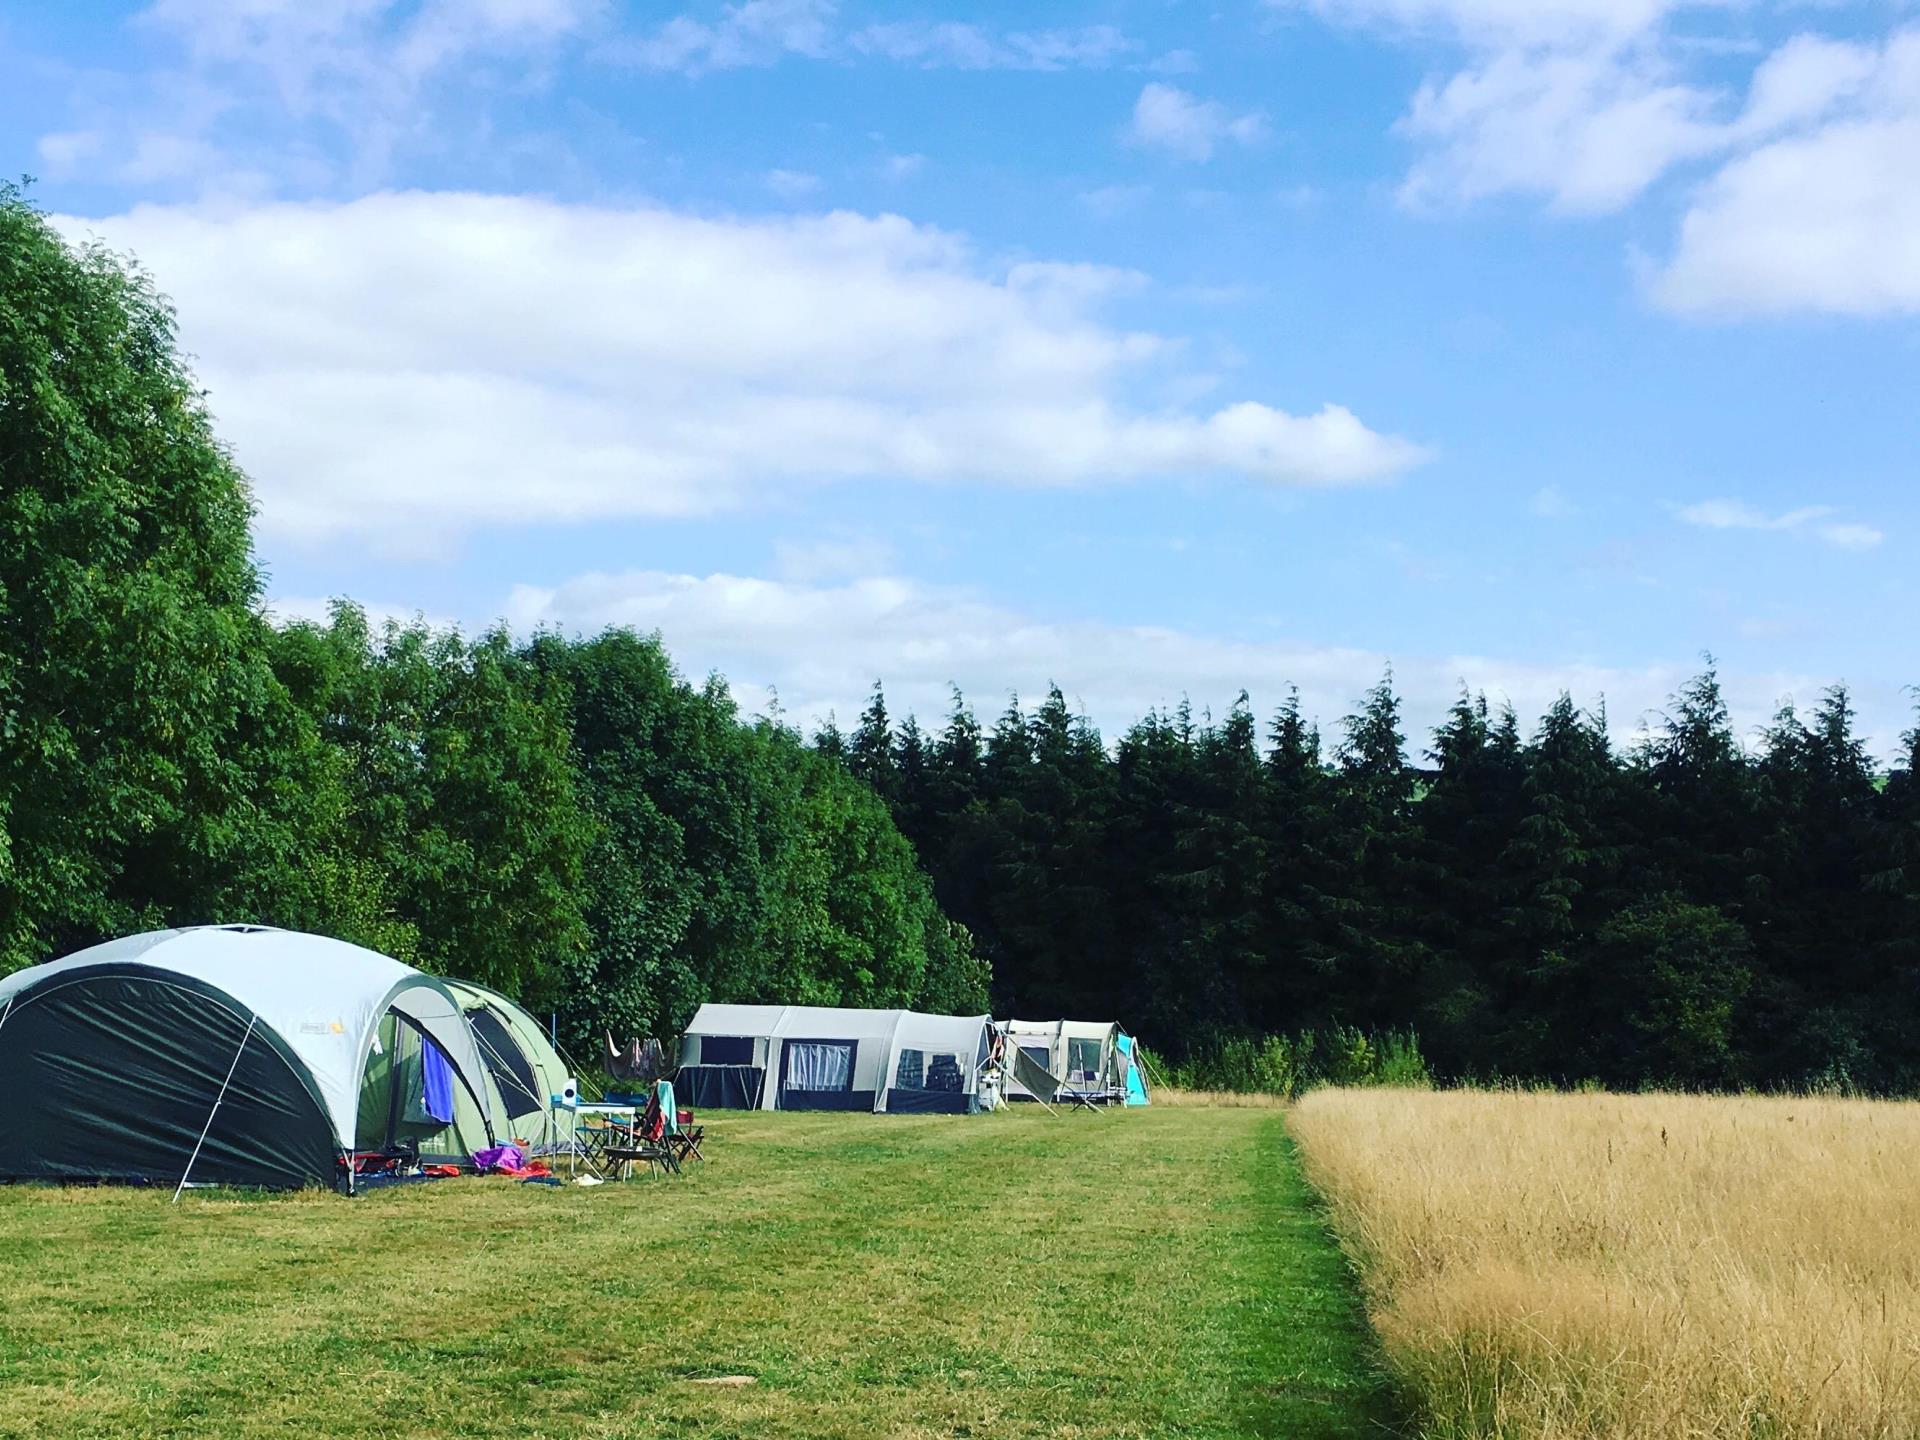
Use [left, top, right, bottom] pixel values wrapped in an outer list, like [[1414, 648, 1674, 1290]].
[[0, 926, 504, 1189]]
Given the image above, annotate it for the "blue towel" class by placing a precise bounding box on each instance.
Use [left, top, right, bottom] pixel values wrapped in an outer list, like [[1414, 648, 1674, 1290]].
[[655, 1078, 678, 1135], [421, 1039, 456, 1124]]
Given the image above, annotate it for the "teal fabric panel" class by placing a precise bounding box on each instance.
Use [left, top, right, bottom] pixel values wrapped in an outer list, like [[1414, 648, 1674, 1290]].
[[1116, 1034, 1150, 1106]]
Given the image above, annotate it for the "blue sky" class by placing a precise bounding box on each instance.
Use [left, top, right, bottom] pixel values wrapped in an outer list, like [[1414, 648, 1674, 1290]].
[[6, 0, 1918, 755]]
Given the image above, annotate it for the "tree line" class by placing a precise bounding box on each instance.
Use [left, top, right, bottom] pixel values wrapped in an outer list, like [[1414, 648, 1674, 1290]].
[[823, 674, 1920, 1093], [0, 188, 985, 1045]]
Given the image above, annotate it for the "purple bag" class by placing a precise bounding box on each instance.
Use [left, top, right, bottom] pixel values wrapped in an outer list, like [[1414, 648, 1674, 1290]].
[[472, 1144, 525, 1173]]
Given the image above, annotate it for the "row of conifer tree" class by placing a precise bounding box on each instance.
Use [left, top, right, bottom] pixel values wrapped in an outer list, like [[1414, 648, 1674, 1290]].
[[817, 672, 1920, 1092]]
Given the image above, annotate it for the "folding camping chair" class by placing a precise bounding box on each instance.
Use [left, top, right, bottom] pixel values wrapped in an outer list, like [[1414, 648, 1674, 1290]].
[[601, 1091, 681, 1180], [669, 1124, 705, 1164]]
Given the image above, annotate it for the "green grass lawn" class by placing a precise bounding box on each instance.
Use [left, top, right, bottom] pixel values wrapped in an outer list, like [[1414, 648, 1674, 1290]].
[[0, 1105, 1398, 1439]]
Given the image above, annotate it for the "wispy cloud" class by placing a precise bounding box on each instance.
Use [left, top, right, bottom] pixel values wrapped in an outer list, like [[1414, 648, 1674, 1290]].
[[611, 4, 1134, 76], [848, 20, 1132, 70], [1677, 499, 1883, 550], [493, 562, 1874, 754], [1530, 484, 1578, 518], [764, 167, 821, 198], [1127, 84, 1267, 162], [607, 0, 834, 73]]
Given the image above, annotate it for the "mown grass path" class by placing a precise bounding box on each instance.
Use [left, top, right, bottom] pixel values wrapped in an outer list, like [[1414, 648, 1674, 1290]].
[[0, 1106, 1397, 1439]]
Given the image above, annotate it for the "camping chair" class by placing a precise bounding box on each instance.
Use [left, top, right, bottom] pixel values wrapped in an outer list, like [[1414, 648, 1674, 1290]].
[[602, 1091, 680, 1179], [669, 1124, 705, 1164]]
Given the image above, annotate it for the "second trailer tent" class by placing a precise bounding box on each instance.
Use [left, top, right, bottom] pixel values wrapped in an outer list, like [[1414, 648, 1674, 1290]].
[[678, 1004, 1003, 1114]]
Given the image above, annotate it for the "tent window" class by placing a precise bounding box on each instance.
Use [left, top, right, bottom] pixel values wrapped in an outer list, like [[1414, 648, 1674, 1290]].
[[471, 1007, 542, 1119], [924, 1053, 963, 1092], [1020, 1044, 1052, 1073], [1067, 1038, 1103, 1081], [895, 1048, 925, 1089], [786, 1041, 853, 1091], [702, 1034, 754, 1066]]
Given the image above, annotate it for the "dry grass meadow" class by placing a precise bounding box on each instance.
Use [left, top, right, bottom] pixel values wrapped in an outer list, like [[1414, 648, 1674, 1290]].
[[1290, 1087, 1920, 1440]]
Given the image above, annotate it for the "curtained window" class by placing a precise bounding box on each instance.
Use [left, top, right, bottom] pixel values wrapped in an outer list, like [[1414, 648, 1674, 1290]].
[[786, 1041, 853, 1091]]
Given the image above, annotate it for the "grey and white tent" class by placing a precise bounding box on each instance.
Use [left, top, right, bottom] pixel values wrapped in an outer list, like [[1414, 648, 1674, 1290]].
[[1002, 1019, 1150, 1106], [0, 926, 507, 1191], [678, 1004, 1002, 1114]]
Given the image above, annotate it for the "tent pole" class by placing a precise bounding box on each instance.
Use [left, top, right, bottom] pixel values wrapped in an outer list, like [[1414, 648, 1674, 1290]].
[[1137, 1045, 1171, 1096], [172, 1014, 258, 1204], [0, 994, 13, 1035]]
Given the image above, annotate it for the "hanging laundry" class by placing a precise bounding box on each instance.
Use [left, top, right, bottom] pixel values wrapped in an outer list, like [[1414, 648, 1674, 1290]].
[[421, 1038, 456, 1124], [606, 1034, 666, 1082]]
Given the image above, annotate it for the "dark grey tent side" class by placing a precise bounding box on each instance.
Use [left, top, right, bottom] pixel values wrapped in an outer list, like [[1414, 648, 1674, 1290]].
[[0, 925, 512, 1193], [0, 968, 339, 1190]]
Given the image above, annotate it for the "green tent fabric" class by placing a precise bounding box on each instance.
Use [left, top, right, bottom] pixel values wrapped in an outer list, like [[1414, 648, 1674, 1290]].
[[354, 1012, 506, 1164], [441, 980, 572, 1153]]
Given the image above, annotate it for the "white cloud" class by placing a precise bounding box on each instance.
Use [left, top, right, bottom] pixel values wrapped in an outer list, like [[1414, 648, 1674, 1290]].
[[1128, 84, 1267, 162], [492, 564, 1865, 753], [37, 0, 606, 192], [880, 152, 926, 180], [1530, 484, 1577, 518], [614, 5, 1132, 75], [1677, 499, 1884, 550], [58, 192, 1426, 548], [1817, 522, 1885, 551], [1655, 114, 1920, 315], [1079, 183, 1152, 218], [610, 0, 834, 73], [35, 130, 104, 173], [1295, 1, 1920, 317], [764, 167, 821, 198], [1398, 47, 1723, 214], [1648, 29, 1920, 316], [1282, 0, 1682, 50], [848, 21, 1132, 70], [771, 535, 898, 582]]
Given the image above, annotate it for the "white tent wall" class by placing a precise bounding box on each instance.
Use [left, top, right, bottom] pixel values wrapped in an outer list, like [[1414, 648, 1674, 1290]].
[[877, 1012, 995, 1115], [766, 1006, 903, 1112], [680, 1004, 997, 1114], [1002, 1018, 1137, 1103]]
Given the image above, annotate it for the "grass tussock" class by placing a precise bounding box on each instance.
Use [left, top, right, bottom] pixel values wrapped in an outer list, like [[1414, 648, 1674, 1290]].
[[1290, 1087, 1920, 1440]]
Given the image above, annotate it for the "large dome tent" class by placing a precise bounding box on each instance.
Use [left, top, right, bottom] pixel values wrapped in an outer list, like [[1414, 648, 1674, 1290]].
[[0, 926, 504, 1192]]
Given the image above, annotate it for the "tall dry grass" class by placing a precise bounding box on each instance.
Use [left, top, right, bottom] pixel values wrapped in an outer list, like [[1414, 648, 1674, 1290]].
[[1290, 1088, 1920, 1439]]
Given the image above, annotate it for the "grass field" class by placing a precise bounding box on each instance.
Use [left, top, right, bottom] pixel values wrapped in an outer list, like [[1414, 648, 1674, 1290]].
[[1291, 1088, 1920, 1440], [0, 1106, 1397, 1440]]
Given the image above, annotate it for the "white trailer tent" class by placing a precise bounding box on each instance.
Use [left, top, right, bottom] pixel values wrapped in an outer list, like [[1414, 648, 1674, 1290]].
[[0, 926, 507, 1191], [1002, 1019, 1150, 1106], [678, 1004, 1001, 1114]]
